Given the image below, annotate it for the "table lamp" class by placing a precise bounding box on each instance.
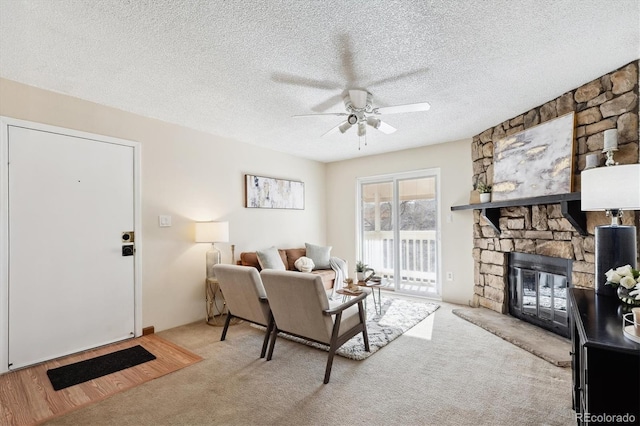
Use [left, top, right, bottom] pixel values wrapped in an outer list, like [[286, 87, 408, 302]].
[[581, 162, 640, 296], [195, 221, 229, 279]]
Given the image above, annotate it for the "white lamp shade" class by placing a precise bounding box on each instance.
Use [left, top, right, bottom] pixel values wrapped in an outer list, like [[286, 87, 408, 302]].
[[581, 164, 640, 211], [194, 221, 229, 243]]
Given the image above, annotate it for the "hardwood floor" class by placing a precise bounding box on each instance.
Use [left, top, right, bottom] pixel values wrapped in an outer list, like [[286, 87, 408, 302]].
[[0, 334, 202, 426]]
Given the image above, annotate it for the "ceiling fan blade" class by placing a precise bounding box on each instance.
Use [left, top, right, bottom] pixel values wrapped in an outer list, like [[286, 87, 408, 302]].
[[373, 102, 431, 115], [366, 68, 430, 88], [338, 34, 358, 85], [293, 112, 348, 118], [321, 121, 351, 137], [271, 72, 342, 90], [310, 94, 344, 112], [366, 117, 397, 134], [376, 120, 397, 134]]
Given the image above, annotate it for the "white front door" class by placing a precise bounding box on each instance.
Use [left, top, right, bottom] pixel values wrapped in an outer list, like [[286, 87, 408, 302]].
[[4, 121, 139, 370]]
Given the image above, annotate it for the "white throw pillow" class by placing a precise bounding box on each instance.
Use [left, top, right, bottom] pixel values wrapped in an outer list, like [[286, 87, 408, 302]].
[[294, 256, 315, 273], [256, 246, 286, 270], [305, 242, 332, 270]]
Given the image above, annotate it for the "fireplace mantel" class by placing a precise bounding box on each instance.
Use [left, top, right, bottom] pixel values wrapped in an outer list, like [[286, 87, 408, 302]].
[[451, 192, 586, 236]]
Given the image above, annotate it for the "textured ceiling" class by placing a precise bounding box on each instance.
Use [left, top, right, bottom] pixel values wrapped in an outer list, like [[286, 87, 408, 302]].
[[0, 1, 638, 163]]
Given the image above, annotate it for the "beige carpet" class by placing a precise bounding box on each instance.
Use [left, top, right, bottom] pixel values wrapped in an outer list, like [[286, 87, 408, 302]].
[[43, 299, 574, 426]]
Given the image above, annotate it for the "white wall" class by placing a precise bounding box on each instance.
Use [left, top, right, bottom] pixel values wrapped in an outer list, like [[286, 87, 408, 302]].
[[325, 139, 475, 306], [0, 77, 477, 332], [0, 78, 327, 332]]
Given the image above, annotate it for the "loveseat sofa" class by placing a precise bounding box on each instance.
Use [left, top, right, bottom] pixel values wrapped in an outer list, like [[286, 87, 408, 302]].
[[239, 246, 336, 290]]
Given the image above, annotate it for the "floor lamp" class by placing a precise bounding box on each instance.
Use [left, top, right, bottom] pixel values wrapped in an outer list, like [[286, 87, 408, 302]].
[[195, 221, 229, 279], [581, 163, 640, 296]]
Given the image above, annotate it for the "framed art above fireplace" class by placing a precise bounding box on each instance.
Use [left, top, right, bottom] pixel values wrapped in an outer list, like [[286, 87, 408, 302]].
[[492, 112, 575, 202]]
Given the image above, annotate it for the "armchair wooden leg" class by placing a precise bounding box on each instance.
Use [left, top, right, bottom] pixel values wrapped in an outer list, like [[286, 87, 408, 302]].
[[220, 313, 234, 341], [362, 328, 370, 352], [261, 313, 275, 358], [266, 326, 279, 361], [324, 312, 343, 384], [324, 346, 337, 384], [358, 301, 370, 352]]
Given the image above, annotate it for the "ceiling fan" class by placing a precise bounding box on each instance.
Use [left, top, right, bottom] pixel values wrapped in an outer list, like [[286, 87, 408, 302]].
[[293, 89, 431, 140]]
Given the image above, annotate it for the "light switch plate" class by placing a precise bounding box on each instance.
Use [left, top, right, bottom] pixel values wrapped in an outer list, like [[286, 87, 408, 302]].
[[158, 215, 172, 227]]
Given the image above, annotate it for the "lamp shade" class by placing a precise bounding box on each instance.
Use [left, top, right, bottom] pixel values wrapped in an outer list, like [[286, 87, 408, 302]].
[[581, 164, 640, 211], [194, 221, 229, 243]]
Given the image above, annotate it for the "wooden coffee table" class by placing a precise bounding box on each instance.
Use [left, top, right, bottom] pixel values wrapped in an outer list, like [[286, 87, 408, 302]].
[[336, 287, 372, 311], [336, 284, 384, 315]]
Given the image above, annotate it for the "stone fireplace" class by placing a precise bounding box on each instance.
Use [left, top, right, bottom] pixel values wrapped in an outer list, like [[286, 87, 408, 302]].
[[469, 60, 639, 317]]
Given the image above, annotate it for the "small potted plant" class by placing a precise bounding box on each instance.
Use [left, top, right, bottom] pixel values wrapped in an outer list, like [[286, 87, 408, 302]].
[[477, 181, 492, 203], [355, 261, 375, 282]]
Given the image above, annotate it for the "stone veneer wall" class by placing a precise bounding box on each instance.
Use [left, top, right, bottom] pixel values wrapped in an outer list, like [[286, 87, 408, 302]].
[[471, 60, 640, 313]]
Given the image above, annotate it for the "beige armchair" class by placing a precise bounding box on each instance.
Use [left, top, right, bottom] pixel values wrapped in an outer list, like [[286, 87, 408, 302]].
[[213, 264, 274, 358], [260, 270, 370, 383]]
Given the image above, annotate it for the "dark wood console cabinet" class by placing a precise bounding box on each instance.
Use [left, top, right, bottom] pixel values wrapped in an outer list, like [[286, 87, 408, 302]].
[[569, 288, 640, 425]]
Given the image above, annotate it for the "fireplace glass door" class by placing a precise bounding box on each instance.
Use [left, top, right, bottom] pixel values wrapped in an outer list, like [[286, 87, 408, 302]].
[[509, 252, 571, 337], [539, 272, 568, 325], [520, 269, 537, 317]]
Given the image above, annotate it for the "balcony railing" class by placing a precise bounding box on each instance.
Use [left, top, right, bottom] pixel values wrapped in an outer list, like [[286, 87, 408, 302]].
[[362, 230, 438, 296]]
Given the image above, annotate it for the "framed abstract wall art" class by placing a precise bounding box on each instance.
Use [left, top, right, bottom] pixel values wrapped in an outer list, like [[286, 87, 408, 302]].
[[245, 174, 304, 209], [492, 112, 575, 202]]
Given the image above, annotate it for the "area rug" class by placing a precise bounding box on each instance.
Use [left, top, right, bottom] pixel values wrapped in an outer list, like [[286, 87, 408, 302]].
[[47, 345, 156, 390], [257, 297, 439, 360]]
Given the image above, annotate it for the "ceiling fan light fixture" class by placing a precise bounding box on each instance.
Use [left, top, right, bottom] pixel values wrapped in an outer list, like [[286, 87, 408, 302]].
[[338, 122, 353, 134], [367, 116, 397, 134], [357, 121, 366, 137], [366, 117, 381, 129]]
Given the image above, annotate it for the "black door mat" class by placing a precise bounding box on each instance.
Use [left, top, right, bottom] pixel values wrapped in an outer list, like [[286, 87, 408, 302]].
[[47, 345, 156, 391]]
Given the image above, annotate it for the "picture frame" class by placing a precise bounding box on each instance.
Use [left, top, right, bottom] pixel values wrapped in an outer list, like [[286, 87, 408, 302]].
[[492, 112, 576, 202], [244, 174, 304, 209]]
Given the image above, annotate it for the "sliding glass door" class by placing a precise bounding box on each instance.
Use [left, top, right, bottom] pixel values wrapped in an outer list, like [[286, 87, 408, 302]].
[[358, 170, 440, 297]]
